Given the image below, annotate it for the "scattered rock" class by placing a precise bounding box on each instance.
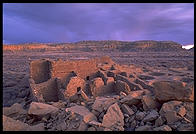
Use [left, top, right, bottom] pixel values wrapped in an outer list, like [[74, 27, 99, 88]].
[[177, 123, 194, 131], [30, 123, 45, 131], [155, 116, 166, 127], [130, 120, 137, 129], [92, 96, 118, 115], [102, 103, 124, 131], [88, 127, 96, 131], [78, 121, 88, 131], [115, 80, 131, 95], [115, 75, 143, 91], [121, 104, 134, 116], [120, 90, 145, 106], [153, 125, 172, 131], [143, 110, 159, 122], [135, 125, 152, 131], [135, 111, 146, 121], [66, 105, 97, 123], [3, 103, 27, 118], [119, 72, 127, 77], [28, 102, 59, 117]]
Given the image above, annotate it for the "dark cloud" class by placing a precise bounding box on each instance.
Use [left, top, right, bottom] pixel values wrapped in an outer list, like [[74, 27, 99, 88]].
[[3, 3, 194, 44]]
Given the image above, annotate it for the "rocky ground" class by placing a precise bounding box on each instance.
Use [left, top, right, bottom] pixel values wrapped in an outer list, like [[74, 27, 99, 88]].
[[2, 50, 194, 131]]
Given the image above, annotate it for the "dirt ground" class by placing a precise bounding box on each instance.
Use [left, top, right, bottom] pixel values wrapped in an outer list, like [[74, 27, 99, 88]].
[[3, 50, 194, 107]]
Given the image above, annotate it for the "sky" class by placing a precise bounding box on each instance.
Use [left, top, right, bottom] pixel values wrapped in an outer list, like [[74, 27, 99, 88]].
[[3, 3, 194, 45]]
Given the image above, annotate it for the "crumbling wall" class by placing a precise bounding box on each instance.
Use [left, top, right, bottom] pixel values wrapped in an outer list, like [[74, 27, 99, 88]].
[[29, 56, 115, 102], [30, 59, 51, 84]]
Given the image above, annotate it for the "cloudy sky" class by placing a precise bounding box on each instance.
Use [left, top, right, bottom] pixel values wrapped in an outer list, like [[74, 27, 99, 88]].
[[3, 3, 194, 45]]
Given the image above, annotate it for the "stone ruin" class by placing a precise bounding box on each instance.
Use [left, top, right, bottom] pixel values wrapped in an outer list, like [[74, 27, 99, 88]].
[[29, 56, 120, 102], [3, 56, 194, 131]]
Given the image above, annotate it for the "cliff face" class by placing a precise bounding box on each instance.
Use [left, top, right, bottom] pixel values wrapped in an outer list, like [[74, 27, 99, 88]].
[[3, 40, 186, 52]]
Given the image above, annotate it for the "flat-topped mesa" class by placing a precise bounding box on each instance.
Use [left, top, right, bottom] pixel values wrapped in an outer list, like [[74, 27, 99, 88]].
[[29, 56, 116, 102]]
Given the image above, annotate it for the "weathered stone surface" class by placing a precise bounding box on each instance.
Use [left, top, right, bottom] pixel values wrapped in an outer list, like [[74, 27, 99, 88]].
[[115, 80, 131, 95], [78, 121, 88, 131], [51, 101, 66, 109], [153, 125, 172, 131], [3, 115, 31, 131], [30, 123, 45, 131], [66, 105, 97, 123], [176, 105, 186, 117], [155, 116, 166, 127], [143, 110, 159, 122], [64, 76, 85, 98], [134, 78, 154, 91], [92, 96, 118, 115], [28, 102, 59, 116], [142, 95, 160, 111], [135, 125, 152, 131], [183, 102, 194, 123], [153, 81, 194, 102], [102, 103, 124, 131], [164, 111, 182, 124], [159, 101, 183, 124], [90, 78, 105, 97], [177, 123, 194, 131], [130, 120, 137, 129], [120, 90, 145, 106], [30, 59, 51, 84], [121, 104, 134, 116], [30, 78, 59, 102], [119, 72, 127, 77], [3, 103, 27, 117], [135, 111, 146, 121], [115, 75, 143, 91]]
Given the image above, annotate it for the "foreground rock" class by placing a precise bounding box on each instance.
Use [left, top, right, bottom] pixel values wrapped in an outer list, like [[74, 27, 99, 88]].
[[28, 102, 59, 117], [102, 103, 124, 131], [153, 125, 172, 131], [66, 105, 97, 123]]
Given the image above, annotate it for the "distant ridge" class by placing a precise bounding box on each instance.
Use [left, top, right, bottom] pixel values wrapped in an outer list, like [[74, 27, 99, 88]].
[[3, 40, 186, 52]]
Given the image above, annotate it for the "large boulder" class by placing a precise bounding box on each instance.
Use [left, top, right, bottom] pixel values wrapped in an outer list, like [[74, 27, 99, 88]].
[[28, 102, 59, 117], [64, 76, 85, 98], [66, 105, 97, 123], [102, 103, 124, 131], [159, 101, 184, 124], [153, 81, 194, 102]]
